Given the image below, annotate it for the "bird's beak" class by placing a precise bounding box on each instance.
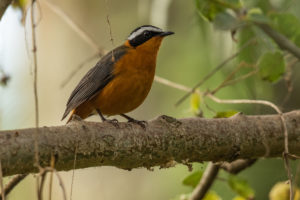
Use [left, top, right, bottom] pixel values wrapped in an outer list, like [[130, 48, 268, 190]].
[[159, 31, 174, 37]]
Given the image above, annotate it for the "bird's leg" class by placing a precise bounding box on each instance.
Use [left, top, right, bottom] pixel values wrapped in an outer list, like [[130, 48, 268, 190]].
[[120, 114, 147, 129], [96, 109, 119, 126]]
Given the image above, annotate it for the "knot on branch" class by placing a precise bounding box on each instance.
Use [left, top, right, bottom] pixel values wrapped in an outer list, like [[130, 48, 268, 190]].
[[157, 115, 182, 128]]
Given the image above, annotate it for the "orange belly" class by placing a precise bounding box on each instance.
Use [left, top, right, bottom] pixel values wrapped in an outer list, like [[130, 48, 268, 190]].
[[92, 73, 154, 115]]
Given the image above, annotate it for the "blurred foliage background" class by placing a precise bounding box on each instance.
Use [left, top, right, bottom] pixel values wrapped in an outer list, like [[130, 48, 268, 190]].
[[1, 0, 300, 199]]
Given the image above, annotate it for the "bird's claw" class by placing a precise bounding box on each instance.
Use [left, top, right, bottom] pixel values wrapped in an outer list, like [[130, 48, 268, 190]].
[[104, 118, 119, 128], [128, 119, 147, 129]]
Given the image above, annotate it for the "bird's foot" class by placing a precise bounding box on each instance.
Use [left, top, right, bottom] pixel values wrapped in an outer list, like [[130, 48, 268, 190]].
[[120, 114, 147, 129], [128, 119, 147, 129], [104, 118, 119, 128]]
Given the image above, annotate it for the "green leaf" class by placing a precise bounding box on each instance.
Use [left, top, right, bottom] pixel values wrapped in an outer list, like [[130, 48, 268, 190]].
[[203, 191, 222, 200], [258, 51, 285, 82], [247, 8, 269, 24], [228, 175, 255, 198], [269, 13, 300, 40], [182, 170, 203, 188], [195, 0, 242, 21], [213, 12, 240, 30], [214, 110, 238, 118], [238, 27, 265, 64], [190, 92, 201, 115], [195, 0, 225, 21]]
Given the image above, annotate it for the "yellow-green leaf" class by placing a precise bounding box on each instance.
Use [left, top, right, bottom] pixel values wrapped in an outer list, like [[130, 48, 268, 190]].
[[182, 170, 203, 188], [258, 51, 285, 82], [228, 175, 255, 198], [232, 196, 247, 200], [203, 191, 222, 200], [214, 110, 238, 118], [190, 92, 201, 115]]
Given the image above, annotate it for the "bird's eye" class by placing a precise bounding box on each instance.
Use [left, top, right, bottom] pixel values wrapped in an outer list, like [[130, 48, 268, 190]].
[[143, 31, 151, 38]]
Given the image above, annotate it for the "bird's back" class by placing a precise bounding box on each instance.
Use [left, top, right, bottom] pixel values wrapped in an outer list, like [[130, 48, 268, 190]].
[[61, 45, 129, 120]]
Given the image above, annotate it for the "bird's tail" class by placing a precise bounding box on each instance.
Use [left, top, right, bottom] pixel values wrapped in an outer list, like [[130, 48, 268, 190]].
[[62, 109, 75, 124]]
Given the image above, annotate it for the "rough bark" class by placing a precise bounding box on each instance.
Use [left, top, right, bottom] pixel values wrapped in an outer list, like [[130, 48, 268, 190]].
[[0, 111, 300, 176], [0, 0, 12, 20]]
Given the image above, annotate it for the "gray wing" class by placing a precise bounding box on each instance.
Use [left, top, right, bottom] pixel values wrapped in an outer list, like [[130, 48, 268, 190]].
[[61, 45, 128, 120]]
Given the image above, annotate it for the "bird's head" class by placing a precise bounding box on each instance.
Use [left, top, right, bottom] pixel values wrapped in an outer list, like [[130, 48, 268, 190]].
[[125, 25, 174, 51]]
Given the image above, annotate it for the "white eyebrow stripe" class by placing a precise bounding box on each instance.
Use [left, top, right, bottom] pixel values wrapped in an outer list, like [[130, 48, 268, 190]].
[[128, 26, 163, 40]]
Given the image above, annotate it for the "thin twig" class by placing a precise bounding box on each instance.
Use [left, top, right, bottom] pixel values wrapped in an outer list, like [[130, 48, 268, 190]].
[[295, 160, 300, 186], [282, 58, 298, 106], [48, 172, 53, 200], [38, 170, 47, 200], [0, 174, 27, 200], [48, 154, 56, 200], [154, 76, 192, 93], [283, 153, 294, 200], [0, 161, 5, 200], [257, 23, 300, 60], [208, 62, 257, 95], [155, 75, 280, 112], [207, 94, 282, 113], [220, 159, 257, 174], [31, 0, 40, 165], [40, 0, 105, 55], [287, 154, 300, 160], [209, 62, 244, 95], [175, 38, 256, 106], [219, 68, 258, 89], [31, 0, 39, 129], [31, 2, 42, 200], [35, 0, 43, 27], [189, 162, 220, 200], [51, 169, 67, 200], [40, 167, 67, 200], [105, 0, 115, 61], [39, 0, 107, 87], [70, 144, 78, 200], [60, 53, 99, 88]]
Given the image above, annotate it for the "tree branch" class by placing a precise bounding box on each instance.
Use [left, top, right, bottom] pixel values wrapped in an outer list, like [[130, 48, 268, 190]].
[[190, 162, 220, 200], [190, 159, 257, 199], [0, 111, 300, 176], [257, 23, 300, 60], [220, 159, 257, 174], [0, 0, 12, 20]]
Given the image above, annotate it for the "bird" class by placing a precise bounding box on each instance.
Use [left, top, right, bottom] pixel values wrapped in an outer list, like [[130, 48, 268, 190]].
[[62, 25, 174, 126]]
